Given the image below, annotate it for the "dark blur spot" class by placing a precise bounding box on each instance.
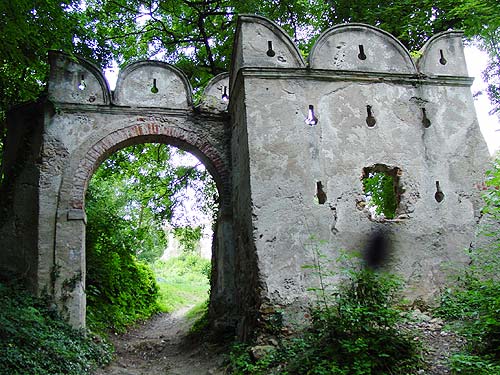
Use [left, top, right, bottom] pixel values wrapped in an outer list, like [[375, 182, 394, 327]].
[[364, 231, 389, 269]]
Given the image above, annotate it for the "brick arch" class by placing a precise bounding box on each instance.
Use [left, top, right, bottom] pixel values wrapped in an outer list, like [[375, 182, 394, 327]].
[[69, 122, 231, 210]]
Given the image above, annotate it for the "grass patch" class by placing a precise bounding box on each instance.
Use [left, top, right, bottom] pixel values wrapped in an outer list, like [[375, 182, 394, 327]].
[[186, 299, 209, 321], [152, 254, 211, 313], [187, 299, 210, 334]]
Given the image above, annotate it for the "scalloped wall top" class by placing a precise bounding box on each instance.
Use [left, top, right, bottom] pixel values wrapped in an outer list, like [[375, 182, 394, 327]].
[[417, 31, 467, 77], [199, 73, 230, 112], [232, 15, 469, 78], [230, 14, 306, 88], [114, 61, 192, 108], [308, 24, 416, 74], [47, 52, 193, 109], [48, 51, 111, 105], [47, 17, 469, 109]]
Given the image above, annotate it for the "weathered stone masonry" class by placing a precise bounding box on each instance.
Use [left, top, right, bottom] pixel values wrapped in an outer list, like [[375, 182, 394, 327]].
[[0, 15, 490, 337]]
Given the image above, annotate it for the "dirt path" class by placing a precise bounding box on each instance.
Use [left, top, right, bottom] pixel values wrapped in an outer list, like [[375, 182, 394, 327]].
[[403, 310, 466, 375], [94, 307, 226, 375], [94, 307, 464, 375]]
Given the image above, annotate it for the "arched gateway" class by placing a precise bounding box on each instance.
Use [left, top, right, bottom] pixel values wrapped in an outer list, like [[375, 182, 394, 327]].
[[0, 15, 490, 338]]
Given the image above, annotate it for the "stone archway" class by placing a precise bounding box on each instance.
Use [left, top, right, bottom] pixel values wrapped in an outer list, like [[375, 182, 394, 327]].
[[68, 122, 231, 211], [0, 51, 236, 328], [53, 120, 233, 327]]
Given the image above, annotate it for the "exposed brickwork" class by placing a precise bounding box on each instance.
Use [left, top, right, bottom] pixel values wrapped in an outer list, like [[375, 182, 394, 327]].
[[69, 121, 231, 210]]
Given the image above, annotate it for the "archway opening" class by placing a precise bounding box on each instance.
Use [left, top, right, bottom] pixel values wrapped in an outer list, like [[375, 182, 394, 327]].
[[84, 142, 218, 333]]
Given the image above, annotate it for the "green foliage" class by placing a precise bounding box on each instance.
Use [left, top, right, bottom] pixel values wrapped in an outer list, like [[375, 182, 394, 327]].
[[153, 255, 211, 313], [450, 353, 500, 374], [0, 0, 112, 121], [84, 143, 216, 332], [174, 226, 203, 254], [85, 143, 216, 331], [86, 247, 160, 333], [363, 171, 398, 219], [0, 282, 112, 375], [85, 157, 162, 332], [187, 299, 210, 335], [436, 158, 500, 372], [89, 143, 216, 262], [228, 255, 420, 374], [436, 263, 500, 372]]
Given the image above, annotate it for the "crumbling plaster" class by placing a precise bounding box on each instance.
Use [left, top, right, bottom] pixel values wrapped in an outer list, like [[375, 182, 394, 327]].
[[0, 15, 490, 335], [229, 15, 490, 330]]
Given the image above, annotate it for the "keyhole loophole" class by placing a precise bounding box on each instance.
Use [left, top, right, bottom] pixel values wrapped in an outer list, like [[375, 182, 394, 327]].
[[358, 45, 367, 60], [267, 41, 276, 57], [366, 105, 376, 127], [151, 78, 159, 94], [439, 50, 447, 65], [78, 75, 86, 91]]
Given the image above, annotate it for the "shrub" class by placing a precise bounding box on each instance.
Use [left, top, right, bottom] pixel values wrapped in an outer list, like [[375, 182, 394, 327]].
[[0, 282, 112, 375], [435, 158, 500, 372], [228, 267, 420, 374], [85, 177, 161, 333], [86, 246, 160, 333]]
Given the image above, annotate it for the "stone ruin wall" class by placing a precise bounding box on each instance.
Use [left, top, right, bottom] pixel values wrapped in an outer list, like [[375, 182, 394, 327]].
[[0, 15, 491, 337], [0, 50, 235, 328], [230, 15, 490, 334]]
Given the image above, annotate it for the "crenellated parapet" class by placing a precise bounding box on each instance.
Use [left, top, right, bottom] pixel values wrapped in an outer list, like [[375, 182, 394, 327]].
[[47, 51, 227, 111], [231, 15, 469, 80]]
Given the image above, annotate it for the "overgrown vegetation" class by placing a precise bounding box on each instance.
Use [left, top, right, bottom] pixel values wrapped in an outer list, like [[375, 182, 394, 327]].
[[85, 143, 215, 332], [363, 169, 399, 219], [228, 251, 420, 374], [435, 157, 500, 374], [153, 254, 211, 313], [0, 282, 113, 375]]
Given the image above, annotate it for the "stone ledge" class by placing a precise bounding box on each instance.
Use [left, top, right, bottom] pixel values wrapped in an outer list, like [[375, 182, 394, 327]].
[[67, 208, 87, 223]]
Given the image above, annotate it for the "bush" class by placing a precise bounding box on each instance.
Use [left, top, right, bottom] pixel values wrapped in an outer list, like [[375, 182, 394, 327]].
[[86, 246, 160, 333], [435, 158, 500, 372], [85, 176, 161, 333], [228, 267, 420, 375], [0, 282, 112, 375], [438, 277, 500, 359]]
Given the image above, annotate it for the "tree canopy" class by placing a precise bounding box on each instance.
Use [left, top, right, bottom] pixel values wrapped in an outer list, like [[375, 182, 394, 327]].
[[1, 0, 499, 120]]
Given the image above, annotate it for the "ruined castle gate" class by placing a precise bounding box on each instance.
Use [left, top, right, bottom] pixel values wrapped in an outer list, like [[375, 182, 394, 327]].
[[0, 15, 490, 336]]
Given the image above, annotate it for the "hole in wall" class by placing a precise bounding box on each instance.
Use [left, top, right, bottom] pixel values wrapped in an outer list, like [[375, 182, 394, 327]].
[[221, 86, 229, 101], [435, 181, 445, 202], [439, 50, 447, 65], [358, 45, 367, 60], [151, 78, 159, 94], [366, 105, 376, 127], [422, 108, 431, 128], [361, 165, 402, 221], [305, 105, 318, 126], [78, 75, 86, 91], [316, 181, 327, 204], [267, 41, 276, 57]]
